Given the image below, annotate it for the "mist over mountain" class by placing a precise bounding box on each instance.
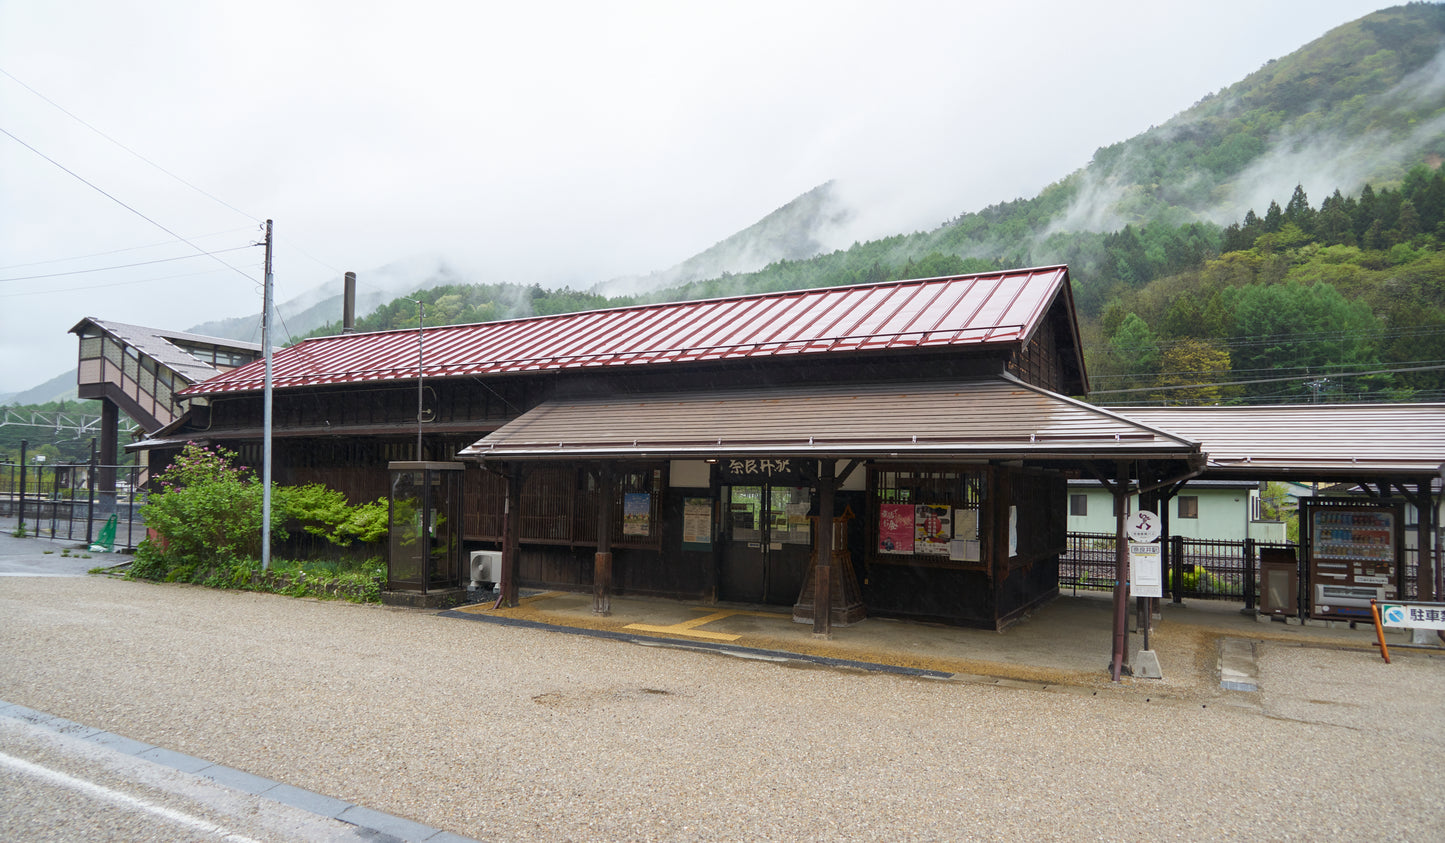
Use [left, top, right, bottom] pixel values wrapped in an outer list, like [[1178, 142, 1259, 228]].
[[593, 182, 853, 297], [1048, 5, 1445, 240], [185, 256, 470, 344], [8, 5, 1443, 405]]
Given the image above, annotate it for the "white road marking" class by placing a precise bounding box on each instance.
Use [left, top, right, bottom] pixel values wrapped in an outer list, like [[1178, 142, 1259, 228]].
[[0, 749, 263, 843]]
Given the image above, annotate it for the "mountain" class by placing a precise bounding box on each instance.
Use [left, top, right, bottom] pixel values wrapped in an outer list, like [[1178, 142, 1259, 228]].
[[185, 256, 471, 344], [0, 370, 78, 406], [8, 6, 1443, 402], [1048, 2, 1445, 235], [593, 181, 853, 297], [635, 5, 1445, 313]]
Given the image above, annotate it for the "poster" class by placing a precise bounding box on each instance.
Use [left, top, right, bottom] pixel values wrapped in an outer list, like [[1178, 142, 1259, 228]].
[[954, 508, 978, 540], [949, 539, 981, 563], [623, 492, 651, 536], [878, 503, 914, 553], [682, 498, 712, 547], [915, 504, 952, 555], [1008, 506, 1018, 557]]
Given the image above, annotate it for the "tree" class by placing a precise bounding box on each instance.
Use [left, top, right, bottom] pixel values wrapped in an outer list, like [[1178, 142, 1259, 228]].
[[1109, 313, 1161, 381], [1227, 280, 1384, 400], [1396, 198, 1421, 241], [1263, 200, 1285, 233], [1154, 339, 1234, 405], [1316, 204, 1356, 247], [1284, 184, 1316, 235]]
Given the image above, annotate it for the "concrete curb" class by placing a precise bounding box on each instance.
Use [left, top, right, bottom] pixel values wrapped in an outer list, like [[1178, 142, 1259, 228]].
[[439, 609, 957, 679], [0, 700, 479, 843]]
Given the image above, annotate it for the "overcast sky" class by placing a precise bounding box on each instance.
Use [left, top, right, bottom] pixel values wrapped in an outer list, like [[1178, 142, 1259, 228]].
[[0, 0, 1394, 395]]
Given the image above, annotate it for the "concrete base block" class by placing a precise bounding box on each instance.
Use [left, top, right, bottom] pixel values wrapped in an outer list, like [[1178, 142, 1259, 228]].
[[1218, 638, 1259, 692], [381, 588, 467, 609], [1134, 649, 1163, 679]]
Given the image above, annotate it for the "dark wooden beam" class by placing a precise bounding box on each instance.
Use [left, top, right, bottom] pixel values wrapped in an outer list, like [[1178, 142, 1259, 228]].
[[500, 465, 524, 608], [1110, 460, 1131, 682], [813, 459, 836, 638], [594, 465, 615, 616]]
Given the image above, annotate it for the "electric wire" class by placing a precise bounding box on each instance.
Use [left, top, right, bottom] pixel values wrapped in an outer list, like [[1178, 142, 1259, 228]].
[[0, 246, 255, 283], [0, 124, 259, 284], [0, 264, 261, 298], [0, 66, 259, 225], [0, 228, 257, 272]]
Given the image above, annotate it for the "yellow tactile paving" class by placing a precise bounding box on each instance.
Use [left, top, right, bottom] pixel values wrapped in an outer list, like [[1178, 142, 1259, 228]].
[[451, 591, 563, 614], [624, 608, 785, 642]]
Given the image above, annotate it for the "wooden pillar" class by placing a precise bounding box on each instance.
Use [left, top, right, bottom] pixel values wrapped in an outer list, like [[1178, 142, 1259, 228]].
[[98, 401, 118, 505], [1419, 480, 1437, 601], [594, 466, 614, 616], [813, 459, 836, 638], [1164, 487, 1180, 605], [500, 466, 523, 608], [1110, 460, 1131, 682]]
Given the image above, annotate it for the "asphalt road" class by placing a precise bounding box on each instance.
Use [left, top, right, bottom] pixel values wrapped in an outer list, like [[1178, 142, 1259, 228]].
[[1, 560, 1442, 840]]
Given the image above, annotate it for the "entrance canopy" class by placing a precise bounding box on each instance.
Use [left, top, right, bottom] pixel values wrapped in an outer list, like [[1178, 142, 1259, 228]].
[[459, 376, 1201, 464]]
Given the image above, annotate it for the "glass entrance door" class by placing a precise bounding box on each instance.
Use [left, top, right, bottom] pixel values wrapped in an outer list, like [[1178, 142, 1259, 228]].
[[719, 484, 813, 605]]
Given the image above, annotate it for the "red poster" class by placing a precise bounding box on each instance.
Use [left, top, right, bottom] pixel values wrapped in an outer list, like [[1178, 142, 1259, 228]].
[[878, 503, 915, 554]]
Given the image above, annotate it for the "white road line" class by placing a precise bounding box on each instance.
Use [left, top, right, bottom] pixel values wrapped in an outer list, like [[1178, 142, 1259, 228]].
[[0, 749, 263, 843]]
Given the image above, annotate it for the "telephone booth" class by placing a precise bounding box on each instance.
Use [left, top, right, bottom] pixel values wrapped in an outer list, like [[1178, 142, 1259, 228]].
[[386, 461, 464, 593]]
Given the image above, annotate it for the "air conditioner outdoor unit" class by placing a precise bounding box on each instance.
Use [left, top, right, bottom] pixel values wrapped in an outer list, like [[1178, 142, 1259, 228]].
[[469, 550, 503, 589]]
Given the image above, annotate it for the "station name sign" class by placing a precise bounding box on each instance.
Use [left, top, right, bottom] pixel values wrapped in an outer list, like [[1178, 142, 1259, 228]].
[[719, 458, 811, 485]]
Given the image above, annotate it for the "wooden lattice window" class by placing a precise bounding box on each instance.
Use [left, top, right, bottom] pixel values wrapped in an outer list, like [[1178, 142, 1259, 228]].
[[868, 466, 988, 569]]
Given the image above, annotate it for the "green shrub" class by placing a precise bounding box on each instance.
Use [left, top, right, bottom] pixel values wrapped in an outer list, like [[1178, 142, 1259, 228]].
[[278, 484, 389, 546], [128, 442, 387, 603]]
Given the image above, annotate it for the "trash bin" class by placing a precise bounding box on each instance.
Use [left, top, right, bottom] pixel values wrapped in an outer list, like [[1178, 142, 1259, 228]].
[[1258, 548, 1298, 616]]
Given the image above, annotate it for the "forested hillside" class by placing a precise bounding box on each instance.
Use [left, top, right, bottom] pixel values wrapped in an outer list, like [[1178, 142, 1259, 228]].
[[1088, 167, 1445, 405]]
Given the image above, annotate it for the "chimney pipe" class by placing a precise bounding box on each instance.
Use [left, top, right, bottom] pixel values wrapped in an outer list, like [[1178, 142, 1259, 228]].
[[342, 272, 356, 333]]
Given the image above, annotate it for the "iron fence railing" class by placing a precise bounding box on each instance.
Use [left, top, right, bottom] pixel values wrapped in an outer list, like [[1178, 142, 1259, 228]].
[[1, 462, 148, 551], [1061, 531, 1424, 605]]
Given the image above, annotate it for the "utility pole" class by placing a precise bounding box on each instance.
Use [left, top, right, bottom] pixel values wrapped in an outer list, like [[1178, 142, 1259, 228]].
[[261, 220, 274, 571], [416, 298, 425, 461]]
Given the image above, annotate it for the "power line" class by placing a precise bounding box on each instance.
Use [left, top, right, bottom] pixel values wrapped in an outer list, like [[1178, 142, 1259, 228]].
[[0, 124, 260, 284], [0, 246, 254, 283], [0, 227, 256, 272], [0, 264, 260, 299], [0, 65, 259, 225], [1, 69, 347, 281], [1088, 362, 1445, 396]]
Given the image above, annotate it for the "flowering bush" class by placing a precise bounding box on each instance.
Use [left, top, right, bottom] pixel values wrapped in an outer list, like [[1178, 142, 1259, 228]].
[[138, 443, 272, 566]]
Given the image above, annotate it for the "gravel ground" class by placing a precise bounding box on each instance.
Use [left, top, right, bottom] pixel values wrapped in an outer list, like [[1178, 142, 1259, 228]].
[[1, 575, 1442, 841]]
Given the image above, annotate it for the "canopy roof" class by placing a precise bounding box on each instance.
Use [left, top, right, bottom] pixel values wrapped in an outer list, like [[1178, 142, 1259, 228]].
[[184, 266, 1084, 395], [460, 376, 1197, 462], [1116, 404, 1445, 480]]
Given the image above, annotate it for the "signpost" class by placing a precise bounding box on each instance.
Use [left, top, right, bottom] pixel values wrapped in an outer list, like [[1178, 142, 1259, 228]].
[[1127, 510, 1163, 598], [1369, 600, 1445, 663], [1126, 510, 1163, 677]]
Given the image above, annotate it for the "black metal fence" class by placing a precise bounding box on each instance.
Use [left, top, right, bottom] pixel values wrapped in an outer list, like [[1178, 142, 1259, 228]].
[[1062, 531, 1424, 604], [0, 461, 148, 551]]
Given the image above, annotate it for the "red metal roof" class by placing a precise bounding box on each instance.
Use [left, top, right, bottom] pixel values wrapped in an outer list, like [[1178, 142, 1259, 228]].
[[186, 265, 1075, 395]]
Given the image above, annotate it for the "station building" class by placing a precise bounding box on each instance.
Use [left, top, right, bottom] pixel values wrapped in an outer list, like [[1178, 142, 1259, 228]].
[[133, 266, 1204, 632]]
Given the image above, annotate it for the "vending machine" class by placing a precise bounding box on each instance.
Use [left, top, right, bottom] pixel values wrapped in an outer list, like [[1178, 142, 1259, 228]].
[[1302, 497, 1405, 621]]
